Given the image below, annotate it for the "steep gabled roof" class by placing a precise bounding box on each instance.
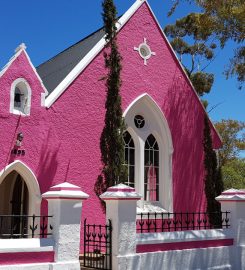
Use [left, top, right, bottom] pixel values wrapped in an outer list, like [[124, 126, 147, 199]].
[[36, 27, 105, 95], [34, 0, 218, 147], [41, 0, 144, 108]]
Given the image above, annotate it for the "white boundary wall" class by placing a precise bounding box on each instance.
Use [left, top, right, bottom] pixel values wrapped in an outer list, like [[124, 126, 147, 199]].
[[117, 246, 236, 270], [101, 186, 245, 270], [0, 182, 89, 270]]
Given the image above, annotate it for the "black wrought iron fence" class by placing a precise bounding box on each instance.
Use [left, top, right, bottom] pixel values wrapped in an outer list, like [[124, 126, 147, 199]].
[[83, 219, 112, 270], [0, 214, 53, 239], [136, 211, 230, 233]]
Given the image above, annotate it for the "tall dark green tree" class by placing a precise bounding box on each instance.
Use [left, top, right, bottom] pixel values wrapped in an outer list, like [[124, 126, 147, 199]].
[[94, 0, 127, 201], [203, 116, 224, 226]]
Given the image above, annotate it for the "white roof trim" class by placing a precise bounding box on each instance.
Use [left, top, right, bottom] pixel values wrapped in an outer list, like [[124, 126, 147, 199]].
[[23, 50, 49, 98], [45, 0, 146, 108], [0, 48, 23, 78], [0, 45, 49, 99]]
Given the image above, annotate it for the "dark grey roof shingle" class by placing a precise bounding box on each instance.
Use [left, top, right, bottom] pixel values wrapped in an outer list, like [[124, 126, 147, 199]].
[[36, 27, 105, 95]]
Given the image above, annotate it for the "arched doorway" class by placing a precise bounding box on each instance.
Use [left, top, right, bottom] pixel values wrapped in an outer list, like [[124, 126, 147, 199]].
[[0, 171, 29, 237], [0, 161, 41, 238], [11, 173, 29, 235], [11, 173, 29, 216]]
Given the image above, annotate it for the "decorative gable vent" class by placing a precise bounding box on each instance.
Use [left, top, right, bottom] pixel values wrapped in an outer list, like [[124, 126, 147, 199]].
[[134, 38, 156, 65]]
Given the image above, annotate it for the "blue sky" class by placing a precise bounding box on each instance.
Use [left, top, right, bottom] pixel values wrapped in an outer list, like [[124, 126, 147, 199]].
[[0, 0, 244, 124]]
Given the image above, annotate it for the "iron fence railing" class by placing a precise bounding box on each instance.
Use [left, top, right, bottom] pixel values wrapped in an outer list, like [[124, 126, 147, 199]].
[[0, 214, 53, 239], [136, 211, 230, 233], [83, 219, 112, 270]]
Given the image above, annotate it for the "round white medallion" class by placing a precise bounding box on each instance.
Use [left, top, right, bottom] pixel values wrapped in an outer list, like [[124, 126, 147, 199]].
[[134, 38, 156, 65], [139, 44, 151, 60]]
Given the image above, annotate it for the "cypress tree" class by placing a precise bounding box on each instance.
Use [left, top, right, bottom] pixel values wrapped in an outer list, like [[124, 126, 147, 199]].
[[203, 116, 224, 227], [94, 0, 127, 201]]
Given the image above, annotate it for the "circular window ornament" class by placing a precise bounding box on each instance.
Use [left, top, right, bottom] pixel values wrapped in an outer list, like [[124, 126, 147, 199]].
[[134, 38, 156, 65], [134, 115, 145, 129], [139, 44, 151, 59]]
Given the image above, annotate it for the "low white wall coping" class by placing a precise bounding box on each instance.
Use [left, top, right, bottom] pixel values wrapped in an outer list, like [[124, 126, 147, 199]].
[[216, 189, 245, 201], [0, 238, 54, 253], [100, 183, 142, 200], [42, 182, 89, 200], [136, 229, 234, 245]]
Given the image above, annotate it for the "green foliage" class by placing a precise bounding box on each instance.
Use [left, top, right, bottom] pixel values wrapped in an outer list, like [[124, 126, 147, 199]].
[[165, 0, 245, 90], [197, 0, 245, 88], [201, 99, 209, 109], [165, 15, 216, 96], [168, 1, 245, 42], [94, 0, 127, 201], [195, 0, 245, 44], [102, 0, 117, 42], [165, 13, 215, 40], [215, 119, 245, 166], [222, 159, 245, 189], [190, 72, 214, 96], [225, 46, 245, 89], [214, 119, 245, 190], [203, 117, 224, 225]]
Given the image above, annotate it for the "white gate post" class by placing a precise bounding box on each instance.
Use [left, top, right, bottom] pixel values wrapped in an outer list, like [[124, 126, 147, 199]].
[[42, 182, 89, 270], [216, 188, 245, 270], [100, 184, 141, 270]]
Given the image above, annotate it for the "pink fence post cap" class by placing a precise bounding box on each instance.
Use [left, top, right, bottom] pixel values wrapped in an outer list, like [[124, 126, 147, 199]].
[[100, 183, 142, 201], [42, 182, 89, 200], [216, 188, 245, 201]]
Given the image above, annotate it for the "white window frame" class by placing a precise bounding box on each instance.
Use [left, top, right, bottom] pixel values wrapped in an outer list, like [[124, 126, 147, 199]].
[[10, 78, 32, 116], [123, 93, 174, 213], [123, 131, 136, 188]]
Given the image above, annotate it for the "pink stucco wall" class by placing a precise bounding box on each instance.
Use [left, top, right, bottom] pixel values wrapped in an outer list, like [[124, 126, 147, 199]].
[[0, 251, 54, 265], [0, 3, 221, 250], [136, 239, 234, 253]]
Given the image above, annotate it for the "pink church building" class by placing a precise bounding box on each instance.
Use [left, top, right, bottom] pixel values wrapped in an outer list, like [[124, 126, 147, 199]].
[[1, 1, 238, 269]]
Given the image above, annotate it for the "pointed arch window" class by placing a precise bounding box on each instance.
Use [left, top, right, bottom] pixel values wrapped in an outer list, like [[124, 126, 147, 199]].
[[144, 134, 159, 201], [123, 131, 135, 188], [123, 94, 174, 212]]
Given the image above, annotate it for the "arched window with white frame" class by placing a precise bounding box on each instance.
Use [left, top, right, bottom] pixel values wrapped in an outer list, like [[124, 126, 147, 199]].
[[123, 93, 174, 212], [123, 131, 135, 188], [10, 78, 31, 115], [144, 134, 159, 201]]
